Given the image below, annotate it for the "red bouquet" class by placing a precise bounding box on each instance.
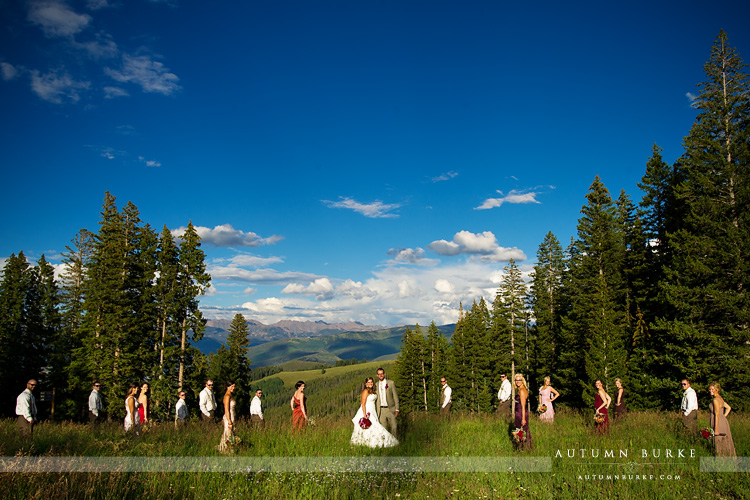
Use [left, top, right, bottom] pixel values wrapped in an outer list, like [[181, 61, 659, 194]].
[[359, 417, 372, 429]]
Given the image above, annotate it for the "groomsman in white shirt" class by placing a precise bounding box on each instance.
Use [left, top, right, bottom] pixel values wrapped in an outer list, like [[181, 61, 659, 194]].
[[16, 379, 38, 438], [440, 377, 452, 415], [199, 379, 217, 422], [680, 378, 698, 433], [497, 374, 512, 418], [250, 389, 265, 428], [175, 391, 188, 426], [89, 382, 103, 424]]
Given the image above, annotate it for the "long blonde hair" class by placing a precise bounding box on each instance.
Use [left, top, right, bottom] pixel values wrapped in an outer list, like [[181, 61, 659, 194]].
[[514, 373, 529, 392]]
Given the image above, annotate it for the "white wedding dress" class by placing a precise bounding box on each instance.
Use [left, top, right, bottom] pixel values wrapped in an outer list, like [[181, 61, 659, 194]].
[[351, 393, 399, 448]]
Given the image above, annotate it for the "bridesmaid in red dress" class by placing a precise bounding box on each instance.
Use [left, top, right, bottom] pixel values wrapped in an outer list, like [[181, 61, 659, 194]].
[[137, 383, 149, 425], [290, 380, 308, 431], [594, 379, 611, 434]]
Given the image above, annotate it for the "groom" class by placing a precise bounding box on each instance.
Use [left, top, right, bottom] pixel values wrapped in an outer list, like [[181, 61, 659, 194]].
[[376, 367, 399, 436]]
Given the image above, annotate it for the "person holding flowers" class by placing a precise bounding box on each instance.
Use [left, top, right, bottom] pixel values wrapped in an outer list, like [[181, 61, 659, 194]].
[[350, 377, 398, 448], [538, 376, 560, 423], [594, 379, 611, 434], [708, 382, 736, 457], [513, 373, 533, 449]]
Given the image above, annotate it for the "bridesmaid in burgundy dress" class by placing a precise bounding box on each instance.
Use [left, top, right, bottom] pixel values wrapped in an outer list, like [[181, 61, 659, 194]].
[[594, 379, 611, 434], [513, 373, 533, 449]]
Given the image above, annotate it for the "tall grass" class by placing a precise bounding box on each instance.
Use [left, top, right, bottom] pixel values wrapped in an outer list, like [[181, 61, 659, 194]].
[[1, 409, 747, 500]]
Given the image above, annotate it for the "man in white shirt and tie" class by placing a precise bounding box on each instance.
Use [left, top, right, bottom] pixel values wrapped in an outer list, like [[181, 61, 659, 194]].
[[199, 379, 217, 422], [681, 378, 698, 433], [250, 388, 265, 428], [16, 379, 38, 438], [497, 373, 512, 418], [175, 391, 188, 426], [440, 377, 452, 415], [89, 382, 103, 424]]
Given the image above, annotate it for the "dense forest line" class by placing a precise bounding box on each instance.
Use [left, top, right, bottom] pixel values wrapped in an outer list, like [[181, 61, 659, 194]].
[[393, 31, 750, 414]]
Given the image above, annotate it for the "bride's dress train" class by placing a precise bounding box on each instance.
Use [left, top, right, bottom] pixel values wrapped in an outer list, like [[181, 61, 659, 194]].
[[351, 393, 399, 448]]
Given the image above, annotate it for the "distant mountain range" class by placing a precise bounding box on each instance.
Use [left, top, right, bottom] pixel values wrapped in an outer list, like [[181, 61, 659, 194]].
[[194, 319, 455, 367], [194, 318, 391, 356]]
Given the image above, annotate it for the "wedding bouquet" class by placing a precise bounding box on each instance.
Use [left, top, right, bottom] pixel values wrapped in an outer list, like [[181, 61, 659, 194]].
[[699, 427, 714, 440], [511, 427, 526, 443], [537, 404, 547, 415], [225, 435, 242, 447], [307, 417, 316, 427], [359, 417, 372, 429], [594, 412, 606, 425]]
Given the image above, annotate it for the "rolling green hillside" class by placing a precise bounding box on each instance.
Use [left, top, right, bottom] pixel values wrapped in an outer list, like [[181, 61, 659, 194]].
[[246, 324, 453, 367]]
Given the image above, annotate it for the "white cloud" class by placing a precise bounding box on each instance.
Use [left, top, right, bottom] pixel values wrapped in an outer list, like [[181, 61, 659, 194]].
[[386, 247, 439, 266], [172, 224, 284, 248], [476, 189, 542, 210], [138, 156, 161, 167], [431, 171, 459, 183], [322, 197, 401, 218], [28, 0, 92, 37], [208, 265, 322, 286], [30, 69, 90, 103], [223, 260, 533, 326], [243, 287, 256, 295], [73, 33, 118, 59], [434, 279, 455, 294], [282, 278, 335, 300], [217, 254, 284, 268], [105, 54, 181, 95], [427, 230, 526, 262], [1, 62, 20, 81], [103, 86, 128, 98]]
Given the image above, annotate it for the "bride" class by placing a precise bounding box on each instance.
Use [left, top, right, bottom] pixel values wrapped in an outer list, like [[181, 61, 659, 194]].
[[351, 377, 399, 448]]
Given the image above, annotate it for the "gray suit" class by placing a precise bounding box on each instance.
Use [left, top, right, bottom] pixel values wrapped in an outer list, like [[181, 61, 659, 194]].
[[376, 379, 399, 436]]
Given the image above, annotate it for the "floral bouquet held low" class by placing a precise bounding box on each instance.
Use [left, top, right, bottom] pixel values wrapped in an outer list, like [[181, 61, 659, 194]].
[[359, 415, 372, 430], [699, 427, 715, 440], [307, 417, 317, 427], [594, 412, 606, 425], [225, 434, 242, 448], [511, 427, 526, 443], [537, 404, 547, 415]]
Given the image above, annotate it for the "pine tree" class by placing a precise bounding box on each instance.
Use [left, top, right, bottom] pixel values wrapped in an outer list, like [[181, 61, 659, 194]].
[[560, 177, 629, 406], [529, 232, 566, 391], [176, 222, 210, 391], [226, 313, 252, 411], [660, 31, 750, 408]]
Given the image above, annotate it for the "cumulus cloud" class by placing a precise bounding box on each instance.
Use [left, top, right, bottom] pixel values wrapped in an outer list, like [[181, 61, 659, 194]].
[[427, 230, 526, 262], [30, 69, 90, 103], [282, 278, 335, 300], [386, 247, 439, 266], [172, 224, 283, 248], [86, 0, 112, 9], [434, 279, 455, 294], [322, 197, 401, 218], [105, 54, 181, 95], [476, 189, 543, 210], [1, 62, 20, 81], [243, 287, 257, 295], [431, 171, 459, 183], [28, 0, 92, 37]]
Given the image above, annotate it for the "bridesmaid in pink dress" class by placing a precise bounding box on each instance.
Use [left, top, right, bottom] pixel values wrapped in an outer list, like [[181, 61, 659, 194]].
[[594, 379, 611, 434], [538, 376, 560, 423]]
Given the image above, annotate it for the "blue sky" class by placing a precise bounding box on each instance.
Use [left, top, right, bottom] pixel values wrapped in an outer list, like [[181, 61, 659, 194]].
[[2, 0, 749, 326]]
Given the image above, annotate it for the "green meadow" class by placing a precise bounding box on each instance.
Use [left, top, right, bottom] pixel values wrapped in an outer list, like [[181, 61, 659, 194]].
[[1, 364, 748, 499]]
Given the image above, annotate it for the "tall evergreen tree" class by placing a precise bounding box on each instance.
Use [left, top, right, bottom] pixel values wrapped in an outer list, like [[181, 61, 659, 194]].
[[529, 232, 566, 391], [659, 31, 750, 408], [225, 313, 252, 411]]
